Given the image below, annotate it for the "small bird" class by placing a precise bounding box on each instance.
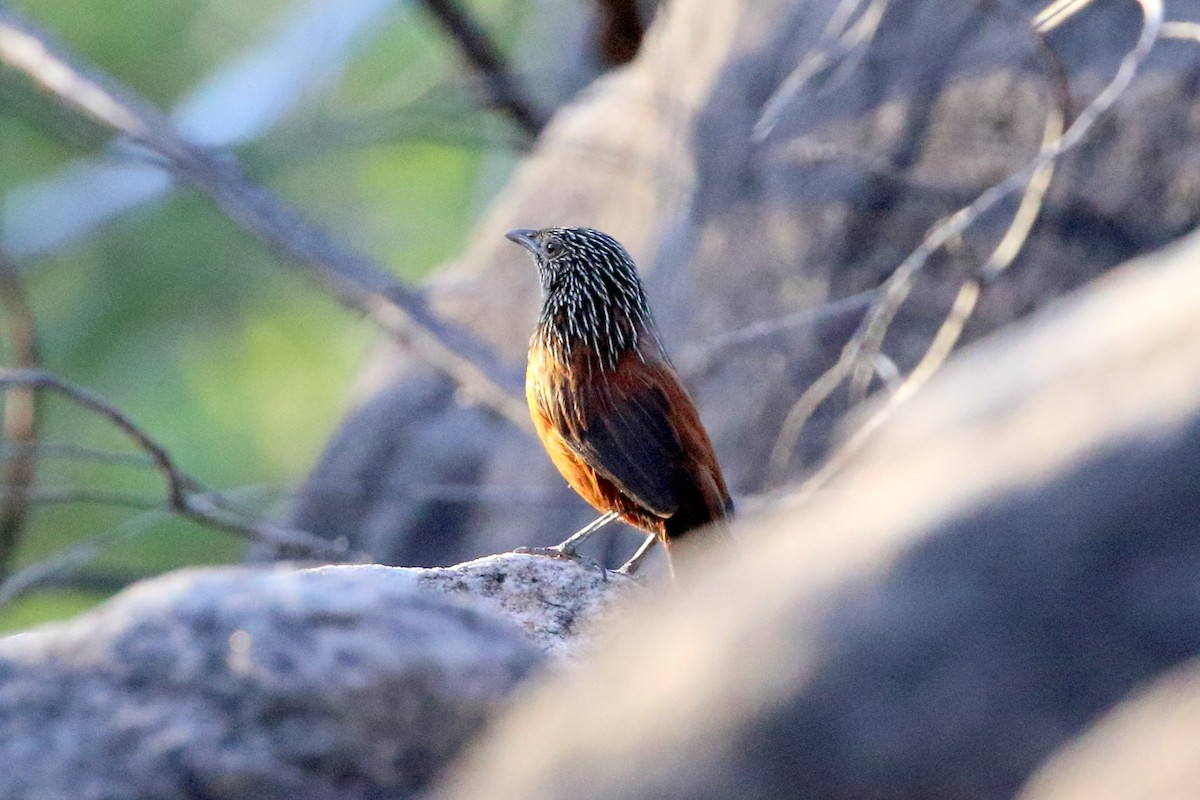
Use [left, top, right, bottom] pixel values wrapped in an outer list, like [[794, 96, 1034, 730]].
[[506, 226, 733, 575]]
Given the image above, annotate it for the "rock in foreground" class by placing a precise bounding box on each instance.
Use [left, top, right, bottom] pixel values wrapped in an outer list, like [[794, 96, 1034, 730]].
[[0, 555, 625, 800]]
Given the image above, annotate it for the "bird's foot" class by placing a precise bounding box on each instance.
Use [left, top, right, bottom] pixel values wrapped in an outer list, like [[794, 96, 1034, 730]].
[[614, 535, 659, 578], [512, 544, 581, 562], [512, 545, 608, 579]]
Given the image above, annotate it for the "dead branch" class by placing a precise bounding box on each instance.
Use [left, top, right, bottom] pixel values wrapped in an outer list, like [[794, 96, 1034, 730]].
[[1161, 21, 1200, 42], [843, 0, 1071, 403], [0, 370, 188, 506], [417, 0, 548, 138], [675, 288, 880, 377], [765, 0, 1163, 486], [0, 442, 155, 470], [755, 0, 890, 141], [0, 8, 532, 434], [301, 476, 577, 507], [1032, 0, 1097, 33], [252, 92, 532, 168], [0, 248, 40, 581], [0, 369, 359, 562], [0, 506, 165, 606], [800, 279, 982, 495], [3, 488, 164, 510]]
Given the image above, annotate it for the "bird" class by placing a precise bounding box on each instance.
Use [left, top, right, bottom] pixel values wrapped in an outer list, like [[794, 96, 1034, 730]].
[[506, 226, 733, 576]]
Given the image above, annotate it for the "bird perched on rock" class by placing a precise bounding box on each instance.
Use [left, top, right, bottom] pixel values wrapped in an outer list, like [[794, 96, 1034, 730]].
[[506, 226, 733, 575]]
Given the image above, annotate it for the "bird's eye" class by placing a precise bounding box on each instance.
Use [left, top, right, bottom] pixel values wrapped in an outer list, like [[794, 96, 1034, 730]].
[[544, 238, 563, 258]]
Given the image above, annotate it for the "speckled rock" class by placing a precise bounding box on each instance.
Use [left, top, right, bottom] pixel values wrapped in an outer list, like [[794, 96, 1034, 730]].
[[0, 561, 557, 800], [414, 553, 641, 658]]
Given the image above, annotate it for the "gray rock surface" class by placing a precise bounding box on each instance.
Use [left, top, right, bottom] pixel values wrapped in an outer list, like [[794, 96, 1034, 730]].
[[0, 556, 625, 800], [433, 228, 1200, 798], [415, 553, 640, 659], [291, 0, 1200, 568]]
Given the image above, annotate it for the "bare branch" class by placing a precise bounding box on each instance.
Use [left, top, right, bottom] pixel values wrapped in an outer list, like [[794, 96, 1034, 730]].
[[676, 288, 879, 376], [0, 369, 360, 562], [766, 0, 1163, 485], [0, 507, 165, 606], [0, 442, 156, 470], [0, 370, 189, 506], [0, 8, 532, 433], [0, 248, 40, 580], [799, 278, 982, 497], [5, 488, 163, 510], [251, 92, 532, 167], [301, 476, 577, 507], [0, 479, 309, 606], [844, 0, 1070, 404], [1161, 21, 1200, 42], [417, 0, 548, 138], [755, 0, 891, 141], [1032, 0, 1097, 33]]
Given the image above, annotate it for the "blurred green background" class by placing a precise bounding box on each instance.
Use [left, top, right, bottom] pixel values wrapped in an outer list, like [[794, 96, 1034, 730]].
[[0, 0, 549, 631]]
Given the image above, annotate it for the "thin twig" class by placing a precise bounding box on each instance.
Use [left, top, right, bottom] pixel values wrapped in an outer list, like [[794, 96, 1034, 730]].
[[1032, 0, 1096, 33], [0, 248, 40, 580], [0, 370, 188, 507], [0, 507, 166, 606], [844, 0, 1070, 404], [0, 9, 531, 433], [416, 0, 547, 137], [0, 441, 155, 469], [4, 488, 163, 510], [24, 566, 150, 596], [799, 279, 981, 496], [0, 369, 358, 561], [1161, 21, 1200, 42], [675, 288, 880, 376], [0, 481, 298, 607], [250, 90, 531, 168], [845, 99, 1063, 403], [765, 0, 1162, 485], [300, 476, 578, 506], [871, 352, 902, 391], [755, 0, 891, 141]]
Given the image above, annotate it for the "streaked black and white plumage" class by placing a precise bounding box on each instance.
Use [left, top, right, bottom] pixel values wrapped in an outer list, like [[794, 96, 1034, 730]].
[[519, 226, 665, 370]]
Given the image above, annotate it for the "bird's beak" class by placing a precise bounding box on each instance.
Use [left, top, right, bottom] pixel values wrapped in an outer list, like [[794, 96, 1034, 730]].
[[505, 228, 540, 255]]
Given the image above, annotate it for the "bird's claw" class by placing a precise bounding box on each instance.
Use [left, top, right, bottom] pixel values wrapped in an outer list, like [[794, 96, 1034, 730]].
[[512, 546, 608, 578]]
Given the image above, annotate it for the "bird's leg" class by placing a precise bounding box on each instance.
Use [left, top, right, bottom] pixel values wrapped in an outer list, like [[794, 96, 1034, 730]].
[[515, 511, 620, 561], [554, 510, 620, 555], [616, 535, 658, 576]]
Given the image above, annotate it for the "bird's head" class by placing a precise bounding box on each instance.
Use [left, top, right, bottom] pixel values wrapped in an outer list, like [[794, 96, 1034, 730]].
[[505, 227, 642, 300], [506, 226, 657, 363]]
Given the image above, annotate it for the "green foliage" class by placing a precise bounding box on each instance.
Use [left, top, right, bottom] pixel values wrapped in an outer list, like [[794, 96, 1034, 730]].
[[0, 0, 524, 631], [0, 588, 108, 634]]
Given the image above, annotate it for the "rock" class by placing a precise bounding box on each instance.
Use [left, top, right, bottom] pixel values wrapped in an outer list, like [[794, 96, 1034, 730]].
[[1016, 658, 1200, 800], [0, 556, 623, 800], [414, 553, 641, 659], [432, 230, 1200, 798]]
